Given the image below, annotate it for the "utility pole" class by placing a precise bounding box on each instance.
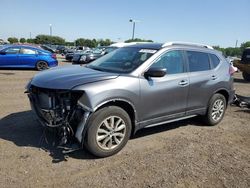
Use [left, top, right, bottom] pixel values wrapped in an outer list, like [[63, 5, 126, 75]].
[[235, 39, 238, 48], [49, 24, 52, 36], [129, 19, 140, 40]]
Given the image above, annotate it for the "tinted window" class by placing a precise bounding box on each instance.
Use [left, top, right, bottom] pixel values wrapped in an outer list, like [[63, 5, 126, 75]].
[[20, 48, 36, 54], [209, 54, 220, 68], [187, 51, 210, 72], [5, 47, 20, 54], [151, 50, 184, 74]]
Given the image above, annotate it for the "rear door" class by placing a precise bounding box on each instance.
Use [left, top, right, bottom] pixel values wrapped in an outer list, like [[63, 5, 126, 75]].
[[19, 48, 38, 67], [139, 50, 189, 125], [185, 50, 214, 115]]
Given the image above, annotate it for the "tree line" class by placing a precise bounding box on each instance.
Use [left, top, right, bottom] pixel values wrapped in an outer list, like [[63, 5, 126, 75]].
[[7, 35, 153, 48], [6, 35, 250, 57], [213, 41, 250, 57]]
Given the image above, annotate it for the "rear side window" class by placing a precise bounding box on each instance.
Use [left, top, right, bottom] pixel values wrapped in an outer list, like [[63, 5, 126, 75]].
[[186, 51, 210, 72], [20, 48, 36, 54], [209, 54, 220, 68]]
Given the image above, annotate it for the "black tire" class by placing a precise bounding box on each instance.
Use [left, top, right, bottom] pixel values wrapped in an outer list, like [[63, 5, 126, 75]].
[[36, 61, 48, 71], [84, 106, 132, 157], [204, 93, 226, 126], [242, 72, 250, 82]]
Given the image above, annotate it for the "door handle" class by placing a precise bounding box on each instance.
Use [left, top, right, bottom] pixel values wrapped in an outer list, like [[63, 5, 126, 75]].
[[179, 80, 188, 86], [211, 75, 217, 80]]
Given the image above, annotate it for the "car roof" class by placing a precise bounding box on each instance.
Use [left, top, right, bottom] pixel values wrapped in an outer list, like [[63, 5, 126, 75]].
[[5, 45, 51, 53]]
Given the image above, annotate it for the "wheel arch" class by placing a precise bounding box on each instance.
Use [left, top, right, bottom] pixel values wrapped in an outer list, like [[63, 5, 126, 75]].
[[212, 89, 229, 107], [93, 99, 138, 136]]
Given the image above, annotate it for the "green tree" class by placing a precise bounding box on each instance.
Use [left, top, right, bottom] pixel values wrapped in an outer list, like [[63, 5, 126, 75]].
[[26, 38, 35, 43], [20, 38, 26, 43], [7, 37, 18, 44], [75, 38, 97, 48], [65, 41, 75, 46], [34, 35, 65, 45], [98, 39, 113, 46], [240, 41, 250, 50]]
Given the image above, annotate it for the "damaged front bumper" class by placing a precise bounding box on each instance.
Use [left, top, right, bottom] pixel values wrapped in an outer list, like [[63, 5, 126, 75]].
[[26, 86, 91, 148]]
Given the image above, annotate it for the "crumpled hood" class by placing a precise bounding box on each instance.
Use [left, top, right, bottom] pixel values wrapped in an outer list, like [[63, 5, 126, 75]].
[[31, 65, 119, 90]]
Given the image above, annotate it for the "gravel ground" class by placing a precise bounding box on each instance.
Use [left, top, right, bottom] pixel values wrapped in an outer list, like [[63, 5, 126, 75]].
[[0, 60, 249, 188]]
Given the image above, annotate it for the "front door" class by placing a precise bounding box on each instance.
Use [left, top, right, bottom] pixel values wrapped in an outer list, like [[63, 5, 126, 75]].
[[0, 47, 20, 67], [139, 50, 189, 126]]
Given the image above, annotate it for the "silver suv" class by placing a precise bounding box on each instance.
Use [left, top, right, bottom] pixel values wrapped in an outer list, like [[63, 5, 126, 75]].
[[26, 42, 235, 157]]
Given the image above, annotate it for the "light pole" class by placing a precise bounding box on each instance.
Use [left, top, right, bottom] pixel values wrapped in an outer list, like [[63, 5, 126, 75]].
[[129, 19, 140, 40], [235, 39, 238, 48], [49, 24, 52, 36]]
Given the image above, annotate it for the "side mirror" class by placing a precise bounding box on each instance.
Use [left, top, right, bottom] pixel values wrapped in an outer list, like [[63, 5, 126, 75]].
[[144, 67, 166, 78]]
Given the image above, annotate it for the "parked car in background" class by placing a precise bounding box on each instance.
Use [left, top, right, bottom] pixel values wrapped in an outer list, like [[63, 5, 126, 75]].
[[234, 48, 250, 81], [40, 45, 57, 53], [72, 46, 117, 64], [56, 45, 66, 54], [26, 42, 234, 157], [0, 45, 58, 70], [65, 47, 90, 61]]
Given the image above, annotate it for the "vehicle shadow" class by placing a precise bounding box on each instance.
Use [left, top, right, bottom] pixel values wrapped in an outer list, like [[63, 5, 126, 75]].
[[0, 111, 207, 162], [0, 110, 94, 163], [0, 72, 15, 75], [133, 117, 204, 139], [0, 68, 36, 71], [234, 78, 249, 83]]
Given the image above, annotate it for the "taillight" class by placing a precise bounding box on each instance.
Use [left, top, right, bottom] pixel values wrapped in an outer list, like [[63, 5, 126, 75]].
[[51, 53, 57, 59], [229, 65, 236, 75]]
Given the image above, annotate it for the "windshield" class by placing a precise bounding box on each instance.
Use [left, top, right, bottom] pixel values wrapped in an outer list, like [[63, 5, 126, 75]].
[[86, 47, 157, 73]]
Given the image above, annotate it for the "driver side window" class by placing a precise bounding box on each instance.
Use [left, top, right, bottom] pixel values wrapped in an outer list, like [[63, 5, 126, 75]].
[[5, 47, 20, 54], [151, 50, 185, 74]]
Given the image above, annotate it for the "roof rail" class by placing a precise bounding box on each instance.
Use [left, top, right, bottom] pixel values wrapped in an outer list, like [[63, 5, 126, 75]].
[[162, 41, 214, 49], [110, 41, 152, 48]]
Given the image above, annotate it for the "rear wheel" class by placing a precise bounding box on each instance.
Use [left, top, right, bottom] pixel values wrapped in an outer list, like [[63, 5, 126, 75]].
[[242, 71, 250, 82], [204, 94, 226, 126], [84, 106, 132, 157], [36, 61, 48, 71]]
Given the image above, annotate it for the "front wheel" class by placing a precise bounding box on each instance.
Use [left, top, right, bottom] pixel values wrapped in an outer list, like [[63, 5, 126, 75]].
[[84, 106, 132, 157], [204, 94, 226, 126], [242, 71, 250, 82], [36, 61, 48, 71]]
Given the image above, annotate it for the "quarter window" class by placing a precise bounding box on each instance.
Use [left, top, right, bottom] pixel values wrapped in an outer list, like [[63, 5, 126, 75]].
[[209, 54, 220, 68], [187, 51, 210, 72], [151, 50, 184, 74]]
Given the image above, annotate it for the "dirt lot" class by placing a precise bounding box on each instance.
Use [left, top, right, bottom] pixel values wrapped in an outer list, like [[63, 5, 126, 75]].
[[0, 60, 250, 188]]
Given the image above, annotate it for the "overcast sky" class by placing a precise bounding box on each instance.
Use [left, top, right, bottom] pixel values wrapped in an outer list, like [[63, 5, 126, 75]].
[[0, 0, 249, 47]]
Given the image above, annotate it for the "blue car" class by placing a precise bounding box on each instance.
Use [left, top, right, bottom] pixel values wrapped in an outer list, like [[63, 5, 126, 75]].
[[0, 45, 58, 70]]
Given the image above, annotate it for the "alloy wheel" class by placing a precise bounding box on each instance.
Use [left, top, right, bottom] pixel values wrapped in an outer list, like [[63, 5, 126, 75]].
[[211, 99, 225, 121], [96, 116, 126, 150]]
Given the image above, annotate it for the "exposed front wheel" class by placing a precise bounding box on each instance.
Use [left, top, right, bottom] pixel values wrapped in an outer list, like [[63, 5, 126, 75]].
[[204, 94, 226, 126], [36, 61, 48, 71], [242, 71, 250, 82], [84, 106, 132, 157]]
